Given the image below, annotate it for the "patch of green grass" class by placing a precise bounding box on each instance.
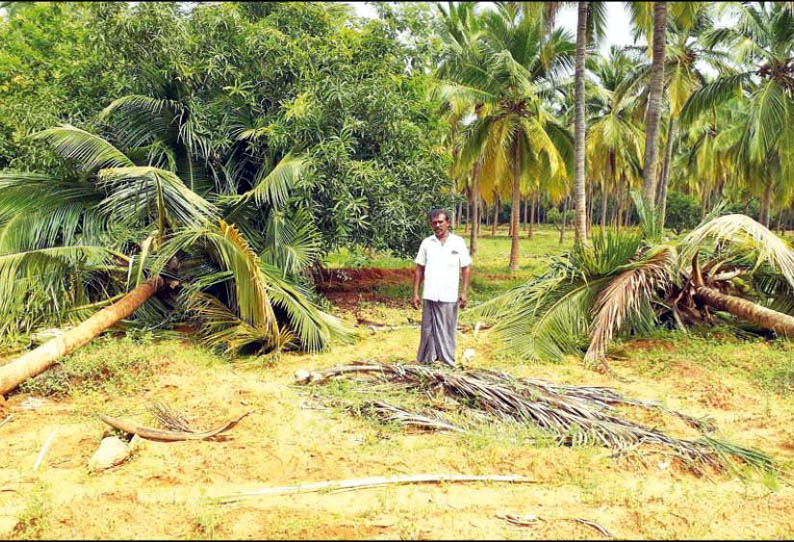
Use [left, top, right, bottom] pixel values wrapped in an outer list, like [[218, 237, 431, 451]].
[[324, 245, 412, 270], [11, 482, 52, 539], [614, 328, 794, 396], [14, 334, 229, 398], [373, 282, 413, 298], [192, 506, 222, 540], [753, 360, 794, 395], [19, 335, 154, 397]]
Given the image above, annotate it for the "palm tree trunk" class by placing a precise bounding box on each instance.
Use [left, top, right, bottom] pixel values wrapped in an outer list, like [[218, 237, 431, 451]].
[[492, 194, 499, 236], [695, 286, 794, 338], [529, 195, 536, 238], [657, 116, 675, 230], [523, 198, 528, 232], [586, 189, 592, 230], [761, 184, 772, 228], [559, 197, 569, 244], [640, 1, 668, 211], [469, 164, 480, 256], [600, 185, 608, 227], [463, 188, 469, 233], [573, 0, 589, 242], [700, 186, 710, 218], [0, 277, 164, 395], [509, 144, 521, 272]]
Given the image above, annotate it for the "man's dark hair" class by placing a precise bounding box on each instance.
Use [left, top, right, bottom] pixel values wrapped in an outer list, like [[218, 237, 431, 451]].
[[428, 208, 450, 222]]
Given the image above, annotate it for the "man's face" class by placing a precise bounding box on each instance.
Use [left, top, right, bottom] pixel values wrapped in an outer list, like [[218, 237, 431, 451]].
[[430, 214, 450, 238]]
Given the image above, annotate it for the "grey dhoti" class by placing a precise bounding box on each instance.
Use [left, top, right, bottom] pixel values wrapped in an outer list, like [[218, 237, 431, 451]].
[[416, 300, 458, 366]]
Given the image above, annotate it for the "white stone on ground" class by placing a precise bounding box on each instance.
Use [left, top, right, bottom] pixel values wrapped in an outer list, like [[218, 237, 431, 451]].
[[88, 436, 131, 471]]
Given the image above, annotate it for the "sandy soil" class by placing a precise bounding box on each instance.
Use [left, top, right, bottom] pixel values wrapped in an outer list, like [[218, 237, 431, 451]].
[[1, 294, 794, 539]]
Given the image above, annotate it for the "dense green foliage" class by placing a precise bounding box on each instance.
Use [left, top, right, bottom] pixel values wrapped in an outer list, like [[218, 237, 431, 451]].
[[0, 2, 454, 256], [664, 191, 700, 234]]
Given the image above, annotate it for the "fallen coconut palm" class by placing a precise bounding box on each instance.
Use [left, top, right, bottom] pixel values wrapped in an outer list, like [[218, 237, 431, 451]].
[[298, 362, 782, 475], [0, 108, 349, 395], [470, 202, 794, 367]]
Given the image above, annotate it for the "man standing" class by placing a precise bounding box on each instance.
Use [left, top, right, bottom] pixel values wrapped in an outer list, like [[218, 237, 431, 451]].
[[412, 208, 472, 366]]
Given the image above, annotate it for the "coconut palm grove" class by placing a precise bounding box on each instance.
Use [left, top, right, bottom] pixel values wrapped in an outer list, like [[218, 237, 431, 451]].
[[1, 2, 794, 539]]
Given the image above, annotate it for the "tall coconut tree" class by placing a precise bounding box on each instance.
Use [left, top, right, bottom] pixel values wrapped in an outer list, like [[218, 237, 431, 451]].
[[680, 2, 794, 228], [436, 1, 485, 256], [620, 4, 731, 226], [636, 1, 668, 212], [672, 98, 746, 216], [571, 2, 607, 242], [584, 47, 645, 229], [438, 3, 575, 273]]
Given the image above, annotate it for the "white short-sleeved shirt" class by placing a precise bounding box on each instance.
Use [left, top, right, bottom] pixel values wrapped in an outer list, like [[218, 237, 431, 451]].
[[414, 233, 472, 302]]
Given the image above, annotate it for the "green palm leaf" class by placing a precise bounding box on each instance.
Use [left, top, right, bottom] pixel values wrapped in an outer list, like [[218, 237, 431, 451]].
[[97, 166, 217, 235], [682, 214, 794, 288], [32, 124, 134, 171], [585, 246, 675, 364]]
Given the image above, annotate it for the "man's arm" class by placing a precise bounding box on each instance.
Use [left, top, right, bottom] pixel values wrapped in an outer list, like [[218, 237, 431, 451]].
[[459, 266, 470, 309], [412, 264, 425, 310]]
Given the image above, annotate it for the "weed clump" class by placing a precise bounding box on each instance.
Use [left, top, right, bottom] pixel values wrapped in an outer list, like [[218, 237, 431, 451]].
[[18, 335, 154, 397], [12, 482, 52, 538]]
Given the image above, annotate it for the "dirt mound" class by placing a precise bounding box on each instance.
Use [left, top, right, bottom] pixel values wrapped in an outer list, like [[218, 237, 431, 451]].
[[313, 267, 414, 312], [314, 267, 413, 291]]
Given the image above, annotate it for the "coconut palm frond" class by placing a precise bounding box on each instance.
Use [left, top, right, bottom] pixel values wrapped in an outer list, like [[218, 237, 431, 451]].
[[150, 220, 277, 335], [260, 208, 322, 276], [182, 292, 293, 355], [0, 245, 116, 329], [99, 95, 182, 149], [32, 124, 134, 171], [97, 166, 218, 234], [571, 228, 644, 277], [260, 262, 350, 351], [584, 246, 676, 365], [631, 191, 662, 238], [154, 218, 342, 354], [494, 275, 605, 362], [679, 73, 753, 125], [682, 214, 794, 288], [203, 219, 279, 334], [222, 153, 307, 211], [754, 270, 794, 316]]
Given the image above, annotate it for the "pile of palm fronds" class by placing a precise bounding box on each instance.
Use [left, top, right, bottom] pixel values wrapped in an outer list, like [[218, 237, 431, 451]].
[[298, 362, 783, 476]]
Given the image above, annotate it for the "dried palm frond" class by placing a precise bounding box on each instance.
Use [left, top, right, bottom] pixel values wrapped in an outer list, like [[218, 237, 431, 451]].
[[149, 401, 194, 432], [341, 399, 466, 433], [584, 246, 676, 365], [682, 214, 794, 288], [300, 363, 781, 475]]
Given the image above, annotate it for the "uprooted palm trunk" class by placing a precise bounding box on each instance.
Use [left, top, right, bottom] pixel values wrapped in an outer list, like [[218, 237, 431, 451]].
[[694, 286, 794, 337], [670, 257, 794, 337], [298, 363, 782, 475], [0, 277, 163, 395]]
